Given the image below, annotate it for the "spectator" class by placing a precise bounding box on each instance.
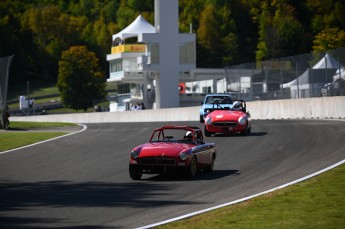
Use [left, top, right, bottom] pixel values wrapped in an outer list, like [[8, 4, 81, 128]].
[[135, 103, 142, 110]]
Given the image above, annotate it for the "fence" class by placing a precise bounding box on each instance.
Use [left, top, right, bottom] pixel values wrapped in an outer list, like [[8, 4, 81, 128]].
[[224, 47, 345, 101]]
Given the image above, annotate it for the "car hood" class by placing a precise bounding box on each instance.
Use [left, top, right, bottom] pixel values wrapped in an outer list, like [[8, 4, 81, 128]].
[[139, 142, 192, 157], [207, 110, 244, 121]]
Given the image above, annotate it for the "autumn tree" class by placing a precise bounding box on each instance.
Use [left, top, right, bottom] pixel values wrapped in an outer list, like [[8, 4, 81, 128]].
[[21, 5, 87, 79], [252, 0, 304, 61], [313, 28, 345, 52], [57, 46, 106, 111]]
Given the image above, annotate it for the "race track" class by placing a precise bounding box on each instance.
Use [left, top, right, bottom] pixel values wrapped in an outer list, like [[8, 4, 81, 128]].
[[0, 120, 345, 228]]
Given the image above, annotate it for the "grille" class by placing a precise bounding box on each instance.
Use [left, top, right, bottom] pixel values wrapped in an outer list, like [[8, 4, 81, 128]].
[[140, 158, 176, 166], [213, 122, 237, 127]]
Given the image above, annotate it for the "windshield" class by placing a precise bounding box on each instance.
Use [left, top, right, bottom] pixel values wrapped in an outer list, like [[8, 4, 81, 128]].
[[205, 96, 232, 105], [150, 128, 200, 144]]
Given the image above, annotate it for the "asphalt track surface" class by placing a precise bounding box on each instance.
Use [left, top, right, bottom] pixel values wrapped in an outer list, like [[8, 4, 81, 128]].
[[1, 120, 345, 228]]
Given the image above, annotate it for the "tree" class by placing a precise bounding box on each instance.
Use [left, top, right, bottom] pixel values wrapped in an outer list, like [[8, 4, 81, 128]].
[[252, 0, 304, 61], [57, 46, 106, 111], [313, 28, 345, 52], [20, 5, 87, 79], [197, 4, 222, 67]]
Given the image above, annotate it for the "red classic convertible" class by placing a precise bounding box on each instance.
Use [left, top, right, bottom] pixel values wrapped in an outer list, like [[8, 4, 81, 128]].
[[204, 100, 251, 137], [129, 126, 217, 180]]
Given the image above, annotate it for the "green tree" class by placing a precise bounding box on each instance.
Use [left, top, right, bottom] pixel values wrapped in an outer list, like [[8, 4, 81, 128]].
[[197, 4, 222, 67], [252, 0, 304, 61], [57, 46, 106, 111], [306, 0, 345, 33]]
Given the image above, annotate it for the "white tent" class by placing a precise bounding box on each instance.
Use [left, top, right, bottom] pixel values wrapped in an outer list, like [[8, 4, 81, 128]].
[[112, 15, 155, 42], [284, 53, 341, 88], [282, 53, 341, 98], [312, 53, 343, 69]]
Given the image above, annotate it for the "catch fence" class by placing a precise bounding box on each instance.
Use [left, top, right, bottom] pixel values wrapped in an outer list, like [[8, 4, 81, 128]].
[[224, 47, 345, 101]]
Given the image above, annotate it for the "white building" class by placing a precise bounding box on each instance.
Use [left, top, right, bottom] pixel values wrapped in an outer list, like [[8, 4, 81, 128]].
[[106, 0, 227, 111]]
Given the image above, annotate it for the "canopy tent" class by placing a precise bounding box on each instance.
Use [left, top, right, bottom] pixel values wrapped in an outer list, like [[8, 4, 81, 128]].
[[283, 53, 341, 88], [312, 53, 343, 69], [112, 15, 155, 43]]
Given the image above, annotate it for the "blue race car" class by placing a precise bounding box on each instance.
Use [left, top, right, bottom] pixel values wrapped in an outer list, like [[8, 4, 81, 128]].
[[199, 93, 233, 123]]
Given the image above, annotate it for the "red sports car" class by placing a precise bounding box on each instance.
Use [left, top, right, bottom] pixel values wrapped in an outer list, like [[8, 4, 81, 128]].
[[204, 100, 251, 137], [129, 125, 217, 180]]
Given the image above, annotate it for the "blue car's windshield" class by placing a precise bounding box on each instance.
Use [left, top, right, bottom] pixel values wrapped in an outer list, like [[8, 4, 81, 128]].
[[205, 96, 232, 105]]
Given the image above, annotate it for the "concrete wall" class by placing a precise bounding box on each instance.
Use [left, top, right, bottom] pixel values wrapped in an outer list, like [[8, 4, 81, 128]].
[[10, 96, 345, 123]]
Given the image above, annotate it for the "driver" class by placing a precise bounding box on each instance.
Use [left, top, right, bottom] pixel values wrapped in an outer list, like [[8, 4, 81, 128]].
[[221, 96, 231, 104]]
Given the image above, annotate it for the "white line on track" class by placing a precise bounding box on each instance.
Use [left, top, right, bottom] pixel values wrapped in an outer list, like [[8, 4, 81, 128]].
[[137, 158, 345, 229], [0, 124, 87, 155]]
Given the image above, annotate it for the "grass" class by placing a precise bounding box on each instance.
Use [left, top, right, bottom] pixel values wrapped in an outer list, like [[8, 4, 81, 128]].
[[157, 164, 345, 229], [8, 79, 59, 100], [9, 121, 77, 129], [0, 132, 66, 151], [0, 121, 78, 152]]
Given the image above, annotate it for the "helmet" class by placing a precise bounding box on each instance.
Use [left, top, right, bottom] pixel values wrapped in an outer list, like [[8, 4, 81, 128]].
[[233, 101, 241, 109], [185, 131, 193, 137]]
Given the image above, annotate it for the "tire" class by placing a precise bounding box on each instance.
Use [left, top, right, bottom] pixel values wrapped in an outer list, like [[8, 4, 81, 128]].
[[240, 123, 250, 136], [247, 127, 251, 135], [204, 126, 211, 137], [200, 115, 204, 123], [129, 164, 142, 180], [186, 157, 197, 179], [204, 154, 215, 172]]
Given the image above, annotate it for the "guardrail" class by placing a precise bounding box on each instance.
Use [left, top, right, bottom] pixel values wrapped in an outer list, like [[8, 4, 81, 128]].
[[10, 96, 345, 123]]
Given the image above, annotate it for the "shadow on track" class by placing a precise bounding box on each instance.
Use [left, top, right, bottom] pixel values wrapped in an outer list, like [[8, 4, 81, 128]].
[[0, 180, 200, 228], [144, 169, 240, 182]]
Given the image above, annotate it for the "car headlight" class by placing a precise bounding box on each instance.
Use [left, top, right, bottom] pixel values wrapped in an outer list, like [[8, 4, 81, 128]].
[[205, 116, 212, 125], [130, 148, 141, 159], [179, 152, 188, 161], [238, 116, 246, 125]]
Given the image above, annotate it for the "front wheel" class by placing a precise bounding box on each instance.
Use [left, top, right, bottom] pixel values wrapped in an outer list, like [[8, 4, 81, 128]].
[[186, 157, 197, 179], [240, 123, 250, 136], [129, 164, 142, 180]]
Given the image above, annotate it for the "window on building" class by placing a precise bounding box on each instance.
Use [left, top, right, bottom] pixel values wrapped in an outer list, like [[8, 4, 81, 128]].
[[110, 60, 123, 72], [118, 83, 130, 94], [202, 86, 212, 94], [148, 43, 159, 64], [179, 42, 195, 64]]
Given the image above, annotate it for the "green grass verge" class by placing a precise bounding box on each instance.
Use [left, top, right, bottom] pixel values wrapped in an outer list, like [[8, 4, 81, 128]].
[[9, 121, 77, 129], [0, 122, 78, 152], [0, 132, 67, 151], [157, 164, 345, 229]]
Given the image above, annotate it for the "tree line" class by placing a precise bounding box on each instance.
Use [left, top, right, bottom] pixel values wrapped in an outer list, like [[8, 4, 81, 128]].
[[1, 0, 345, 85]]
